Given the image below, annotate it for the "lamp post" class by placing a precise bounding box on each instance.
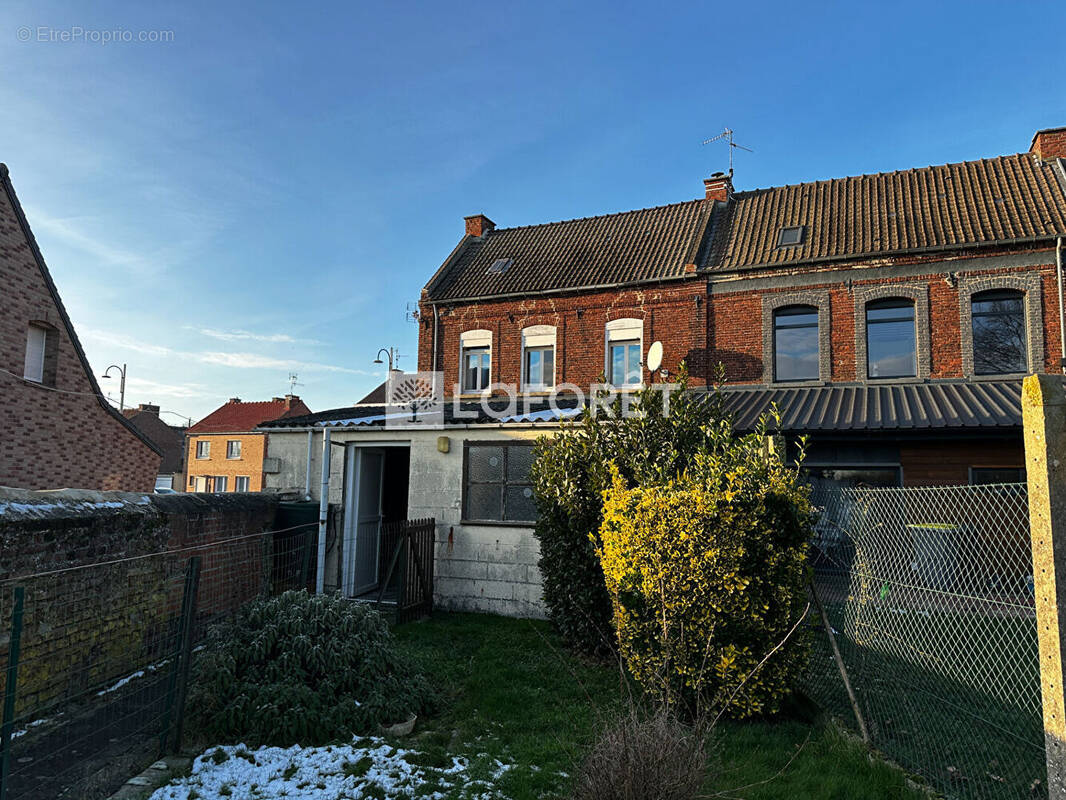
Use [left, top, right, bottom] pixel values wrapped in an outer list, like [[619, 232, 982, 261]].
[[373, 347, 398, 373], [101, 363, 127, 411]]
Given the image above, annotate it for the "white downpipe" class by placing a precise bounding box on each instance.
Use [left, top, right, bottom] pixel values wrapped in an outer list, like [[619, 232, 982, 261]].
[[316, 427, 331, 594], [1057, 236, 1064, 375], [304, 430, 314, 499]]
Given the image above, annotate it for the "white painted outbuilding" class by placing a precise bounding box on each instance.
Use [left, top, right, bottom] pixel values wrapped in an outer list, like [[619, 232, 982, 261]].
[[258, 409, 574, 618]]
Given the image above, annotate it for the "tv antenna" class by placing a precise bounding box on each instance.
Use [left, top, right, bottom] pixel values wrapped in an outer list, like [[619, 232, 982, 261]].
[[702, 128, 753, 177], [288, 372, 302, 393]]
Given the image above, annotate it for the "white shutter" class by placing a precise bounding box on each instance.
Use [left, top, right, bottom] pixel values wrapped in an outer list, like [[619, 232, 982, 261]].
[[23, 326, 46, 382]]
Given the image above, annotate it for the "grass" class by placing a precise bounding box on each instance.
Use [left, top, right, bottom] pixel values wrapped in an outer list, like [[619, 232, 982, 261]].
[[392, 612, 925, 799]]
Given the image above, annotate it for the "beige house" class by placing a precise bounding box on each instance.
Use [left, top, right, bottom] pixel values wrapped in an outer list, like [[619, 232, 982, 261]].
[[259, 402, 575, 618]]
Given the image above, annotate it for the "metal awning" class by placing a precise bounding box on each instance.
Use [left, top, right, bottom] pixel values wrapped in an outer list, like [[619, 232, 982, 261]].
[[721, 379, 1022, 433]]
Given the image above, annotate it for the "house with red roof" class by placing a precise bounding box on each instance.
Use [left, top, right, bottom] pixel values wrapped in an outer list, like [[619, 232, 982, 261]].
[[185, 395, 310, 493]]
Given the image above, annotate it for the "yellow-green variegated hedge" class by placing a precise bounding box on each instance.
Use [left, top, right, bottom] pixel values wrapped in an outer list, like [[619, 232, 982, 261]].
[[597, 449, 813, 719]]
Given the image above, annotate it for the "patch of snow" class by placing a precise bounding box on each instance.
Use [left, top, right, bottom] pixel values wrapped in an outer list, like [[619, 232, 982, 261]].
[[0, 499, 149, 517], [148, 738, 515, 800], [11, 714, 61, 739], [97, 659, 169, 696]]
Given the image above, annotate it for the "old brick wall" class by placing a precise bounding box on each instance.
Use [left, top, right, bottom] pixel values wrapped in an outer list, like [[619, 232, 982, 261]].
[[0, 169, 160, 491], [419, 279, 708, 393], [708, 249, 1061, 384], [421, 246, 1062, 393], [0, 490, 279, 715]]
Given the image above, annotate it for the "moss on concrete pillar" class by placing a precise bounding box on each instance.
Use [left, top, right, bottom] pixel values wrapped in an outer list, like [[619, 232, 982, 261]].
[[1022, 373, 1066, 796]]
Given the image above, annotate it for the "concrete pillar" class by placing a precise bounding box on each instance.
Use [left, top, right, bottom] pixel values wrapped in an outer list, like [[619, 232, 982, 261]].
[[1021, 373, 1066, 796]]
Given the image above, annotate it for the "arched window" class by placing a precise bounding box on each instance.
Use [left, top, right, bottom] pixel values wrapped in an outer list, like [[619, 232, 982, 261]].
[[971, 289, 1027, 375], [773, 305, 819, 381], [866, 298, 916, 379]]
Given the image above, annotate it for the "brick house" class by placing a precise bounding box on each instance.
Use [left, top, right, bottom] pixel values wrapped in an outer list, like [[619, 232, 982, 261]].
[[186, 396, 310, 493], [122, 403, 187, 491], [258, 126, 1066, 617], [0, 164, 161, 491], [415, 126, 1066, 488]]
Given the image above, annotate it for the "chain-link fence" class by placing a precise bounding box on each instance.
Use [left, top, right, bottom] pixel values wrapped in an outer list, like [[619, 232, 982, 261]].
[[805, 483, 1045, 799], [0, 522, 321, 800]]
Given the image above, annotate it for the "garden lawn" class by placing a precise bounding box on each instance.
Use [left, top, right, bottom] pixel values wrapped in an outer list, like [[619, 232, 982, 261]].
[[393, 612, 924, 799]]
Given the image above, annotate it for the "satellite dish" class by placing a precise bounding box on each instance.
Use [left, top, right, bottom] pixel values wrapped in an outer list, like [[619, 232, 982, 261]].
[[646, 341, 663, 372]]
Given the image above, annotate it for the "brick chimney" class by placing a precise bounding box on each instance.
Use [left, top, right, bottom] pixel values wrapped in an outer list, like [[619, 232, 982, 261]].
[[704, 172, 733, 202], [136, 403, 160, 415], [283, 394, 300, 410], [464, 214, 495, 238], [1030, 127, 1066, 160]]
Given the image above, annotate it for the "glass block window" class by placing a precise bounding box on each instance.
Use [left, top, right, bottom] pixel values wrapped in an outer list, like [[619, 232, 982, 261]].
[[462, 442, 537, 523]]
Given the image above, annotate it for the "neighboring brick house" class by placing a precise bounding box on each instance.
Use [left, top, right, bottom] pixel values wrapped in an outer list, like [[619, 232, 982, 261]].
[[122, 404, 187, 491], [257, 125, 1066, 619], [416, 126, 1066, 487], [0, 164, 161, 491], [186, 396, 310, 493]]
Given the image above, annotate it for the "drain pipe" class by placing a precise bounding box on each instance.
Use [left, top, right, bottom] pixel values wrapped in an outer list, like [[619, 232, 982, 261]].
[[316, 427, 331, 594], [431, 303, 439, 374], [1058, 236, 1065, 374], [304, 430, 314, 499]]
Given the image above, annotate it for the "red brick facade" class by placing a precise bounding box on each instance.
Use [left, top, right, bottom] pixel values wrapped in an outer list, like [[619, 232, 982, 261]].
[[419, 247, 1062, 395], [419, 280, 708, 393], [0, 166, 160, 491]]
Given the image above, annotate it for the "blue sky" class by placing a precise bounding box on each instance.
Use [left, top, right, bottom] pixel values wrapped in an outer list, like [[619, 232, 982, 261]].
[[2, 1, 1063, 422]]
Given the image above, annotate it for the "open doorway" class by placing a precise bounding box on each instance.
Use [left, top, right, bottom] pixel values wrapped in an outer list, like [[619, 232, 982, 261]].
[[340, 445, 410, 598]]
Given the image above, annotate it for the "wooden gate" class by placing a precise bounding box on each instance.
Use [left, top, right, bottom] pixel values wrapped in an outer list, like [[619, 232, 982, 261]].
[[376, 518, 435, 623]]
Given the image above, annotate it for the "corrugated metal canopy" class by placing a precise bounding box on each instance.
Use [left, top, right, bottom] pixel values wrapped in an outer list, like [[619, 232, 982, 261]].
[[722, 379, 1023, 433]]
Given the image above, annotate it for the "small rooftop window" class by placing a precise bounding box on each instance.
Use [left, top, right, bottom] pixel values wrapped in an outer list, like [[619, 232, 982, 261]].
[[777, 225, 805, 247], [487, 258, 513, 275]]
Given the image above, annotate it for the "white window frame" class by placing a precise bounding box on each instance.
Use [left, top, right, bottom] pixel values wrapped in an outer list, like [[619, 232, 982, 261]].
[[605, 318, 644, 388], [23, 324, 47, 383], [195, 440, 210, 459], [214, 475, 228, 492], [521, 325, 556, 391], [226, 440, 242, 459], [234, 475, 250, 492], [459, 329, 492, 394]]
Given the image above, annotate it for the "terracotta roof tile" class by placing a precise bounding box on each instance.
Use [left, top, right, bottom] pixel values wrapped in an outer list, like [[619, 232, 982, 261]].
[[705, 153, 1066, 270], [188, 397, 311, 434], [425, 199, 713, 301]]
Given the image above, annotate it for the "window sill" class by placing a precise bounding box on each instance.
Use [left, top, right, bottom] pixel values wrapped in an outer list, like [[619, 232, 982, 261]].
[[969, 372, 1028, 381], [460, 519, 537, 528], [769, 379, 826, 388]]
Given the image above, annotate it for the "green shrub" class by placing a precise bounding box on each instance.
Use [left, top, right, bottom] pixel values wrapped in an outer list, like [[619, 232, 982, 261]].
[[597, 430, 813, 719], [530, 368, 730, 655], [188, 591, 435, 746]]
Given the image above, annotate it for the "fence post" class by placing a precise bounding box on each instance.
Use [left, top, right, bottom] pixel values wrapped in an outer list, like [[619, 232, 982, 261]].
[[1022, 373, 1066, 796], [160, 556, 202, 755], [0, 587, 25, 800]]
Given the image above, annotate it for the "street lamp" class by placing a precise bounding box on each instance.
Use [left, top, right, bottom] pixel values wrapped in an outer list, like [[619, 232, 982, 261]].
[[101, 363, 127, 411], [373, 347, 398, 373]]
